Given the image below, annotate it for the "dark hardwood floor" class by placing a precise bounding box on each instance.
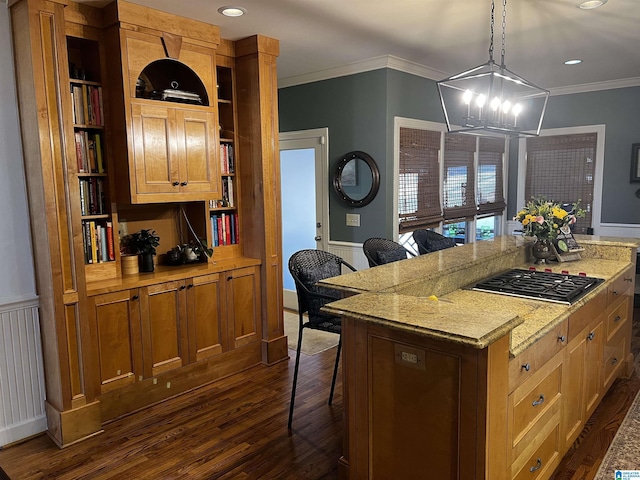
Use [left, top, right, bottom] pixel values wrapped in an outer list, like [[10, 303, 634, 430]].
[[0, 307, 638, 480]]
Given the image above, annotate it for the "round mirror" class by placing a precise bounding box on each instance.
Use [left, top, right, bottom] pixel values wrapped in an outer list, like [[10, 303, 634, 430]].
[[332, 151, 380, 207]]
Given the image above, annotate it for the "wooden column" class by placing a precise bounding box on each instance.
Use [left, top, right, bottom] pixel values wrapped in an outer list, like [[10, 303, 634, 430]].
[[235, 35, 287, 365], [9, 0, 102, 446]]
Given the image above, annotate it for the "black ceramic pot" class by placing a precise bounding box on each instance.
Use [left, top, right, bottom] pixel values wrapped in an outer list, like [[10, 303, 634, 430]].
[[139, 253, 155, 273]]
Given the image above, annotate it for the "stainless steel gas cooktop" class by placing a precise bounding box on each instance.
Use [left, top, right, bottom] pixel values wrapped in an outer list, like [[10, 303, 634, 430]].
[[471, 269, 604, 305]]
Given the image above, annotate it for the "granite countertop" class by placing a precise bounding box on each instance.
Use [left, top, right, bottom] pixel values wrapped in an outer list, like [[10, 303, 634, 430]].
[[321, 235, 639, 355]]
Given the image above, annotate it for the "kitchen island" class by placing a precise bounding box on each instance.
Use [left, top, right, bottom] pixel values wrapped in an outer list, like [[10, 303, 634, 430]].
[[321, 235, 639, 480]]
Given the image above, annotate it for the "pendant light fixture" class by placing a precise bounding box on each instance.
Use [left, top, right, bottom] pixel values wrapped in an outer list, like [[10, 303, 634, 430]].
[[436, 0, 549, 137]]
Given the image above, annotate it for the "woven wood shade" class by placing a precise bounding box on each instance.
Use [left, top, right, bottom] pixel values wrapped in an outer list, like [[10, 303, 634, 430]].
[[443, 133, 477, 220], [398, 127, 443, 232], [477, 137, 506, 215], [525, 133, 597, 234]]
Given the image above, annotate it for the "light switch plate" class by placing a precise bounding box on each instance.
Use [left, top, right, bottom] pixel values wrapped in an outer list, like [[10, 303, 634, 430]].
[[346, 213, 360, 227]]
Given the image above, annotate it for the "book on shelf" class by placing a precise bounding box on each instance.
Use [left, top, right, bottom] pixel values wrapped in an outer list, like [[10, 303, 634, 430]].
[[82, 220, 115, 264], [210, 213, 239, 246], [219, 143, 234, 174], [71, 83, 103, 126]]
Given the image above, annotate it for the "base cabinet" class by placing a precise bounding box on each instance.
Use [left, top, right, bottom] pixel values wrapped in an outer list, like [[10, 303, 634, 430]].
[[89, 266, 260, 407], [139, 280, 189, 378], [90, 290, 143, 395]]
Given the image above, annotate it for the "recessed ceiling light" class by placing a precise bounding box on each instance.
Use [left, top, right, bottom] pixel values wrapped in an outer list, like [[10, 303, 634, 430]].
[[564, 59, 582, 65], [218, 6, 247, 17], [577, 0, 607, 9]]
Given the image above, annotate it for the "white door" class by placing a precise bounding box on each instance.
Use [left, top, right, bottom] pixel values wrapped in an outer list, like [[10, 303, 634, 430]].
[[279, 128, 329, 310]]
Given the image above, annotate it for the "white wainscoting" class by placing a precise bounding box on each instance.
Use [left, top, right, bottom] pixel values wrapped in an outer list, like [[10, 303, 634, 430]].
[[0, 297, 46, 447], [327, 241, 369, 271]]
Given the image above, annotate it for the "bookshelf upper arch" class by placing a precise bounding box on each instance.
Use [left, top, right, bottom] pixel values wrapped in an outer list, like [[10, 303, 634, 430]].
[[136, 59, 209, 106]]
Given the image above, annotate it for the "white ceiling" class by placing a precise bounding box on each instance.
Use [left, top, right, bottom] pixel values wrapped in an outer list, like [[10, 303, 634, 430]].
[[92, 0, 640, 93]]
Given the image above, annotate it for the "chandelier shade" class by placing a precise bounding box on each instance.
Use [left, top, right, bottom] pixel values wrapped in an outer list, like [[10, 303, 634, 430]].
[[436, 0, 550, 137]]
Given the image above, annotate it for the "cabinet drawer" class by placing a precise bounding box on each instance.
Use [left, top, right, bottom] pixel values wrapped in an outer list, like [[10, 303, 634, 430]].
[[568, 290, 606, 341], [511, 362, 562, 444], [605, 297, 630, 342], [509, 320, 567, 391], [512, 425, 560, 480], [602, 326, 627, 390], [607, 268, 634, 305]]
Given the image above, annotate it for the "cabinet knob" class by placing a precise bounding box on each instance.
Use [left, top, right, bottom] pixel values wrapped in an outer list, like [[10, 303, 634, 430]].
[[558, 335, 566, 343], [227, 276, 233, 281], [521, 363, 531, 372], [532, 394, 545, 407], [172, 181, 180, 186], [181, 181, 188, 186], [529, 458, 542, 473], [614, 315, 622, 322], [612, 290, 619, 296], [187, 284, 194, 289], [132, 295, 139, 300], [587, 331, 595, 341], [611, 357, 618, 365], [179, 285, 186, 290]]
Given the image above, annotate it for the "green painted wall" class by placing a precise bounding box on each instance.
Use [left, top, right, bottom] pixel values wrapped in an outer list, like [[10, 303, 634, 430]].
[[279, 69, 640, 242]]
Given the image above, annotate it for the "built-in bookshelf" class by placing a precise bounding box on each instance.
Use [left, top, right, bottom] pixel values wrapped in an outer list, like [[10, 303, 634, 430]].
[[212, 62, 240, 252], [68, 36, 115, 267]]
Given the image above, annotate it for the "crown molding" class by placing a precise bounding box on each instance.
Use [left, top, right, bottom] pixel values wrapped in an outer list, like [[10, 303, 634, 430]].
[[548, 77, 640, 96], [277, 55, 447, 89], [278, 55, 640, 95]]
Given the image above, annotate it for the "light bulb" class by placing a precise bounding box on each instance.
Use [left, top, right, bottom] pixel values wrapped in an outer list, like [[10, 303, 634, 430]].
[[502, 100, 512, 114], [490, 97, 501, 111], [463, 90, 473, 105], [512, 103, 523, 116], [476, 94, 486, 108]]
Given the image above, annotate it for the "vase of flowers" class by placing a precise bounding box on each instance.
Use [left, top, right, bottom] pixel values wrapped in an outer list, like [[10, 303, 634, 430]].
[[514, 197, 585, 264]]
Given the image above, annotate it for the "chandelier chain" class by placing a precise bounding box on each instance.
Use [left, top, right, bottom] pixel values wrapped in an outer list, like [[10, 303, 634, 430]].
[[489, 0, 495, 62], [501, 0, 507, 66]]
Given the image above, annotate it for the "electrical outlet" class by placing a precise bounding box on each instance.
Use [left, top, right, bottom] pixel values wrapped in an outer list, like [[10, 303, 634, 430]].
[[346, 213, 360, 227]]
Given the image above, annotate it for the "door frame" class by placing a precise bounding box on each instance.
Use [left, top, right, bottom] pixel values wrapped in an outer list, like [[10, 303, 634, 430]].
[[279, 127, 330, 310]]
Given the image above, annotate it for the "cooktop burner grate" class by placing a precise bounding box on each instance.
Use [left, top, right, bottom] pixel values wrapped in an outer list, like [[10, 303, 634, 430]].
[[472, 269, 604, 304]]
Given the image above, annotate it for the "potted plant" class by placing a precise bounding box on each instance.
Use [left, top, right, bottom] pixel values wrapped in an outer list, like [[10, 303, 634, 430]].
[[122, 229, 160, 273]]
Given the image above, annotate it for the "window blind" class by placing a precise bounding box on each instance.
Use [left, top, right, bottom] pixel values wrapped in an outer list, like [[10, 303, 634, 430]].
[[525, 133, 597, 234], [398, 127, 442, 232], [477, 137, 506, 215], [443, 133, 477, 220]]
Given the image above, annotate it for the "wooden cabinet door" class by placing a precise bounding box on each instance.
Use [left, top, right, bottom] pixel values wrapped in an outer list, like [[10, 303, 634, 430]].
[[130, 102, 180, 196], [175, 109, 220, 196], [226, 266, 261, 349], [561, 317, 603, 449], [90, 290, 142, 394], [583, 320, 603, 418], [139, 280, 188, 377], [186, 273, 226, 362]]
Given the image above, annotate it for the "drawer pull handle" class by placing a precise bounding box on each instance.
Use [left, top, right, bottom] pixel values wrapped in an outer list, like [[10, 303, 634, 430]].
[[532, 394, 545, 407], [530, 458, 542, 473], [558, 335, 566, 343], [614, 315, 622, 322], [587, 331, 595, 341], [522, 363, 531, 372], [624, 277, 633, 282], [611, 357, 618, 365]]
